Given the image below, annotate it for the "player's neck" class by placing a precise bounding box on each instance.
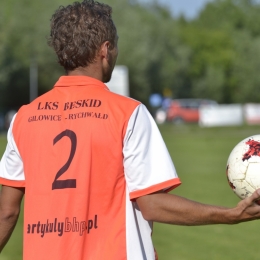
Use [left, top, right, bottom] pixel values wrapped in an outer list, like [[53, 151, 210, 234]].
[[67, 65, 103, 82]]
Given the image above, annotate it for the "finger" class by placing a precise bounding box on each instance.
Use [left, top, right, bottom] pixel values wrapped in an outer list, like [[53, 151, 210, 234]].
[[247, 189, 260, 204]]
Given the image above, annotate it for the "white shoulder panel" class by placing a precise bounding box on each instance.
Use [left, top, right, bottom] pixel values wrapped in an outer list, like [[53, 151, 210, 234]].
[[123, 104, 178, 194], [0, 114, 25, 181]]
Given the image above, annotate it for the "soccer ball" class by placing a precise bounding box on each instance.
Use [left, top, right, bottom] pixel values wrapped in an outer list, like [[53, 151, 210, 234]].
[[226, 134, 260, 201]]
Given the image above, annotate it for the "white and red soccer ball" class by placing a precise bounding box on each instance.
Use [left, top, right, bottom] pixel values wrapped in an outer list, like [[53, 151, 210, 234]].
[[226, 135, 260, 203]]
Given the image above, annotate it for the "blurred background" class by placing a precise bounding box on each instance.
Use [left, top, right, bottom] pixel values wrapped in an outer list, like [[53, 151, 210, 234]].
[[2, 0, 260, 129], [2, 0, 260, 259]]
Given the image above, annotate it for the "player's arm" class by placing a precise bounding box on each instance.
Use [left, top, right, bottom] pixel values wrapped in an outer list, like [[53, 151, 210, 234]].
[[136, 189, 260, 225], [0, 185, 24, 252]]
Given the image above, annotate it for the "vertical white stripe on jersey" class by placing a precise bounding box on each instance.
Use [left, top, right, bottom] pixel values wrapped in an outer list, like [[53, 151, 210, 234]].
[[125, 186, 155, 260]]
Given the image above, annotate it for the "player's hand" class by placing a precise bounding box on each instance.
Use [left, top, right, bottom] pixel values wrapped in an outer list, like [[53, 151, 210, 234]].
[[233, 189, 260, 223]]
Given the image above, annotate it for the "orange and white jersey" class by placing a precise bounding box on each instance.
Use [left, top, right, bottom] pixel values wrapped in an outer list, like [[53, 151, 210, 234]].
[[0, 76, 181, 260]]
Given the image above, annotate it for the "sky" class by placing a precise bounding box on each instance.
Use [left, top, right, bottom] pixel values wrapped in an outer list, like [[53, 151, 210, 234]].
[[139, 0, 214, 19]]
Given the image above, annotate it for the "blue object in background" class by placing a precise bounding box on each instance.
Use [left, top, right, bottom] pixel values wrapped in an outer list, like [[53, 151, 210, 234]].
[[149, 94, 163, 107]]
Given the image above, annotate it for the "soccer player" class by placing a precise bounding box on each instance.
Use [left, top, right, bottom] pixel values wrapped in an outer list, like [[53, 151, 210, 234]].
[[1, 1, 260, 259]]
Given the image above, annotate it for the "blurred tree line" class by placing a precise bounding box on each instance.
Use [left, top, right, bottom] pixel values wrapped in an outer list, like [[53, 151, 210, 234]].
[[1, 0, 260, 112]]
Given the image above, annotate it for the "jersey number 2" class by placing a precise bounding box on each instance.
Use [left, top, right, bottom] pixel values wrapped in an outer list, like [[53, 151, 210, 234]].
[[52, 129, 77, 190]]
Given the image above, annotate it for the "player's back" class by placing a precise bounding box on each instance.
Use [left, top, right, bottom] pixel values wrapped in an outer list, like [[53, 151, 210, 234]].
[[12, 76, 140, 260]]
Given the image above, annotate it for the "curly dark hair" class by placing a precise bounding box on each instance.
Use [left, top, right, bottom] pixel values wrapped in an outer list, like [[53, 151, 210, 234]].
[[48, 0, 117, 71]]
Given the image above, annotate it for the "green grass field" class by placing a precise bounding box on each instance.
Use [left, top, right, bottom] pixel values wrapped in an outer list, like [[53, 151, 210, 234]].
[[1, 124, 260, 259]]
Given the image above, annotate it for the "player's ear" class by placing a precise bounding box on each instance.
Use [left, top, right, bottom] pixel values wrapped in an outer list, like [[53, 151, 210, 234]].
[[100, 41, 110, 60]]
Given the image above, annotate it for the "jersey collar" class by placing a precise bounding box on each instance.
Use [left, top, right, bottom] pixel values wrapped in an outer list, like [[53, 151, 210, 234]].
[[54, 76, 110, 91]]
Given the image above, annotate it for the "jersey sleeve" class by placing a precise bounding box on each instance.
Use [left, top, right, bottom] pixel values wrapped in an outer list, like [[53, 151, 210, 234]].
[[123, 104, 181, 200], [0, 114, 25, 187]]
